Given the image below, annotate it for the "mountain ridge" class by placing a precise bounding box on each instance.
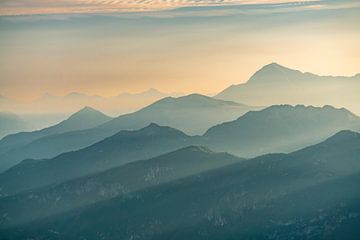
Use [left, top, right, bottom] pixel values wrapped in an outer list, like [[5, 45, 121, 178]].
[[216, 63, 360, 115], [0, 123, 197, 196], [0, 107, 112, 171], [3, 129, 360, 239]]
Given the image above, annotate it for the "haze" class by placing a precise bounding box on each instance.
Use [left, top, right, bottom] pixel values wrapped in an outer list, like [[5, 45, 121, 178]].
[[0, 0, 359, 102]]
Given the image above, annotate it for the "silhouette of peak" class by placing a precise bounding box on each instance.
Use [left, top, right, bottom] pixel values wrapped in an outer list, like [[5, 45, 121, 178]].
[[144, 122, 162, 129], [176, 145, 215, 154], [82, 106, 98, 111], [151, 94, 241, 108], [110, 123, 188, 140], [264, 62, 282, 68], [248, 62, 302, 84], [138, 123, 188, 136], [75, 106, 99, 114], [323, 130, 360, 145], [261, 62, 295, 72], [258, 104, 356, 116], [67, 107, 110, 121]]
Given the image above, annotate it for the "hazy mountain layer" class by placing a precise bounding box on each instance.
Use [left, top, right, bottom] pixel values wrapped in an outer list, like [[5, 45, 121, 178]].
[[203, 104, 360, 157], [216, 63, 360, 115], [0, 107, 111, 155], [2, 130, 359, 239], [0, 94, 257, 171], [0, 146, 241, 227], [0, 124, 197, 197], [100, 94, 258, 135], [0, 107, 112, 171], [1, 104, 359, 182], [0, 89, 174, 117]]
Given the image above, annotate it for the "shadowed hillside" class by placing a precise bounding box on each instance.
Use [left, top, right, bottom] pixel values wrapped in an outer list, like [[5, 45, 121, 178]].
[[0, 146, 241, 227], [2, 130, 359, 239]]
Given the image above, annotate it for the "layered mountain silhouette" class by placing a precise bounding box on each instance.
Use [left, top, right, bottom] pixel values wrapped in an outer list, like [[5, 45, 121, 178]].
[[216, 63, 360, 115], [3, 130, 359, 239], [100, 94, 258, 135], [0, 107, 112, 171], [203, 104, 360, 157], [0, 124, 197, 196], [0, 112, 32, 140], [0, 107, 110, 154], [1, 103, 359, 173], [0, 94, 257, 171], [0, 146, 241, 227]]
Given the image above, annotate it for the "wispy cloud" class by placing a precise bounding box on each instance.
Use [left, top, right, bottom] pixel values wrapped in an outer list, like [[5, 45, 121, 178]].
[[0, 0, 320, 16]]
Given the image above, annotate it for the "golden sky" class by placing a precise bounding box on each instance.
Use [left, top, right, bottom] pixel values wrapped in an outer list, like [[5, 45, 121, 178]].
[[0, 0, 318, 16], [0, 0, 359, 101]]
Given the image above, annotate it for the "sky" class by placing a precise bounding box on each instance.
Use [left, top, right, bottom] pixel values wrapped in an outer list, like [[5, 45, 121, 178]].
[[0, 0, 360, 101]]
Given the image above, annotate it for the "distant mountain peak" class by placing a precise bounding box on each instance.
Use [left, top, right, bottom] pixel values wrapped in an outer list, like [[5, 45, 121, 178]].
[[259, 104, 356, 116], [261, 62, 296, 72], [264, 62, 283, 68], [108, 123, 189, 141], [137, 123, 188, 137], [73, 106, 102, 115], [151, 93, 242, 108], [323, 130, 360, 145], [78, 106, 98, 113], [66, 107, 110, 123], [247, 62, 303, 84], [178, 145, 214, 153], [141, 122, 179, 132]]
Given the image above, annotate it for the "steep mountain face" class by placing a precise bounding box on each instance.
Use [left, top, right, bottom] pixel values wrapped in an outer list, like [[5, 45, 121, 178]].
[[0, 146, 241, 227], [0, 124, 197, 197], [203, 104, 360, 157], [216, 63, 360, 115], [0, 107, 112, 171], [100, 94, 259, 135], [0, 94, 257, 171], [5, 131, 359, 240], [0, 112, 32, 140]]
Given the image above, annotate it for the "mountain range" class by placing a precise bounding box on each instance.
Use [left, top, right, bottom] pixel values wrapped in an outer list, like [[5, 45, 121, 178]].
[[0, 64, 359, 239], [216, 63, 360, 116], [0, 123, 197, 196], [0, 107, 112, 171], [0, 146, 241, 227], [0, 107, 111, 152], [99, 94, 258, 135], [1, 102, 359, 173], [2, 130, 359, 239], [203, 104, 360, 157], [1, 104, 360, 196], [0, 94, 257, 171]]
